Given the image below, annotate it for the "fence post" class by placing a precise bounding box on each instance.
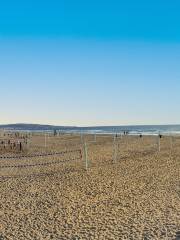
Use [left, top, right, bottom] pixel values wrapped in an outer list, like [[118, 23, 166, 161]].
[[158, 135, 161, 152], [83, 142, 88, 170], [94, 133, 96, 142], [26, 138, 30, 150], [113, 135, 117, 163], [80, 133, 83, 144], [170, 136, 173, 151], [45, 133, 47, 148]]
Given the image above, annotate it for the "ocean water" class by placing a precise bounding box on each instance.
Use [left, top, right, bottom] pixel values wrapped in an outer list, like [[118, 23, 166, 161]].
[[67, 125, 180, 136], [3, 124, 180, 136]]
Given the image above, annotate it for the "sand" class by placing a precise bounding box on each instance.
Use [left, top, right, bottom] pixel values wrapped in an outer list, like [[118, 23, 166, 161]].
[[0, 134, 179, 239]]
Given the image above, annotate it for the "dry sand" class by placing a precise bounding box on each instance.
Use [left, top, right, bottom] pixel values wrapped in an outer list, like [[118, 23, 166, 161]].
[[0, 134, 179, 239]]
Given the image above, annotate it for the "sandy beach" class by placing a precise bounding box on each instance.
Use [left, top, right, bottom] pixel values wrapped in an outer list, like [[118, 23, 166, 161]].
[[0, 134, 179, 239]]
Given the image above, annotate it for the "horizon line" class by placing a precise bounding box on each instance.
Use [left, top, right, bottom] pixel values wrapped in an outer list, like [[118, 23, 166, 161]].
[[1, 123, 180, 128]]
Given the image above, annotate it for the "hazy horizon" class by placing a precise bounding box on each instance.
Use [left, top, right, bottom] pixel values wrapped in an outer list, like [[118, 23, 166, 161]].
[[1, 1, 180, 126], [1, 122, 180, 128]]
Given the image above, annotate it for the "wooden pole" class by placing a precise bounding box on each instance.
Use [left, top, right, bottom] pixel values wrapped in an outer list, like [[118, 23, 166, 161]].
[[113, 135, 117, 163], [80, 133, 83, 144], [170, 136, 173, 151], [45, 133, 47, 148], [158, 135, 160, 152], [94, 133, 96, 142], [83, 142, 88, 170]]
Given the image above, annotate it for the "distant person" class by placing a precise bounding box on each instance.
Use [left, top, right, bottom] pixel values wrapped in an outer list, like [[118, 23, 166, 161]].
[[19, 142, 22, 151], [159, 134, 162, 139]]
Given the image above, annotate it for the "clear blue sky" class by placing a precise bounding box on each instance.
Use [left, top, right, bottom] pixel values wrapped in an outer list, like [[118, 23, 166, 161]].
[[0, 0, 180, 126]]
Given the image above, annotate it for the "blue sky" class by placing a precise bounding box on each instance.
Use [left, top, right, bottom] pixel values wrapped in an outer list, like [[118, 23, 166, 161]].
[[0, 0, 180, 126]]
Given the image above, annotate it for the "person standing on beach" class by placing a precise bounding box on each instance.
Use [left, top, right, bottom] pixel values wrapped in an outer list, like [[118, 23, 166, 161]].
[[19, 142, 22, 151]]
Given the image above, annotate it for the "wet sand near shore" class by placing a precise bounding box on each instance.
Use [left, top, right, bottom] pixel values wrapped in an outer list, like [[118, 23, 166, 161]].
[[0, 134, 179, 239]]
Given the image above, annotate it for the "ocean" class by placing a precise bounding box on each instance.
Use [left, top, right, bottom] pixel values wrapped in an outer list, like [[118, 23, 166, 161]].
[[2, 124, 180, 136], [66, 125, 180, 136]]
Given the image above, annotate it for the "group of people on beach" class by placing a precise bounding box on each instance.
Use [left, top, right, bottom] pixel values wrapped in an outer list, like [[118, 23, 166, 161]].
[[122, 132, 163, 139], [115, 131, 163, 138]]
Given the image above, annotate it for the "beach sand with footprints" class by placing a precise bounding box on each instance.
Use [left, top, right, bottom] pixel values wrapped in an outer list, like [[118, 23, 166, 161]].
[[0, 134, 179, 239]]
